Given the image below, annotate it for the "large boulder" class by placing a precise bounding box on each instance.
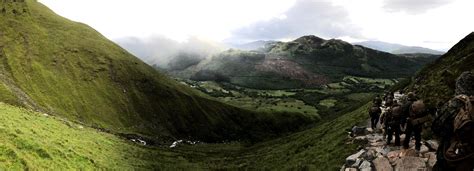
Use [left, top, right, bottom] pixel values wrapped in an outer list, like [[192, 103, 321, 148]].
[[373, 157, 393, 171], [394, 156, 427, 171]]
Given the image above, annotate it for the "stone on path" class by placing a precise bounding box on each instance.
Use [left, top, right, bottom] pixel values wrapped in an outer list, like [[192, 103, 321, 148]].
[[345, 168, 358, 171], [352, 126, 368, 136], [351, 158, 362, 168], [424, 152, 437, 168], [399, 149, 418, 157], [387, 150, 402, 165], [346, 149, 366, 165], [354, 136, 369, 145], [424, 140, 439, 151], [373, 157, 392, 171], [359, 160, 372, 171], [419, 145, 429, 154], [394, 156, 427, 171]]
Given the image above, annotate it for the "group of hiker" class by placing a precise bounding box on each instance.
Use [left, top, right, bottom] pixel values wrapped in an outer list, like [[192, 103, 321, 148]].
[[368, 71, 474, 170], [369, 91, 428, 151]]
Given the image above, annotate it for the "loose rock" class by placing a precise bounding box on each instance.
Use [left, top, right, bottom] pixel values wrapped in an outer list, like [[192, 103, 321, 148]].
[[354, 136, 369, 145], [424, 140, 439, 151], [373, 157, 392, 171], [346, 149, 366, 165], [359, 160, 371, 171], [424, 152, 437, 168], [394, 156, 426, 171]]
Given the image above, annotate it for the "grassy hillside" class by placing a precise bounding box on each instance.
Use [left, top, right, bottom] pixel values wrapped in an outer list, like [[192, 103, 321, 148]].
[[406, 32, 474, 106], [0, 0, 312, 142], [171, 36, 436, 89], [0, 102, 202, 169], [0, 99, 370, 170]]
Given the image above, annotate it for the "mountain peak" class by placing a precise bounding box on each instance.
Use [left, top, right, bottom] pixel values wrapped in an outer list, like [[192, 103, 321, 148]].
[[294, 35, 325, 44]]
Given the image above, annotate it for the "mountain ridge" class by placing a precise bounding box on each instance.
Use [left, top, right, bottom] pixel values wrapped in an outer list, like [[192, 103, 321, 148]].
[[355, 40, 445, 55], [170, 35, 437, 89]]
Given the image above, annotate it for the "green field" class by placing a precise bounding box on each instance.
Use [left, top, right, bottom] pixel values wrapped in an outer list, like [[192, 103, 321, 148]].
[[180, 76, 396, 121]]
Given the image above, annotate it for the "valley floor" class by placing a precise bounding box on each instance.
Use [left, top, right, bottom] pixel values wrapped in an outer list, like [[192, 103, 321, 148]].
[[0, 100, 370, 170]]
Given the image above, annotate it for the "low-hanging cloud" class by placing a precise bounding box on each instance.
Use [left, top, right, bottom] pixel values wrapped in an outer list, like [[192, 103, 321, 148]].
[[229, 0, 361, 42], [382, 0, 455, 14], [115, 36, 224, 68]]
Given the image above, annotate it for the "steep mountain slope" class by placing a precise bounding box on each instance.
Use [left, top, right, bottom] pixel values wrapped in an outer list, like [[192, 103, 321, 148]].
[[175, 36, 435, 89], [0, 0, 311, 142], [355, 41, 445, 55], [406, 32, 474, 106]]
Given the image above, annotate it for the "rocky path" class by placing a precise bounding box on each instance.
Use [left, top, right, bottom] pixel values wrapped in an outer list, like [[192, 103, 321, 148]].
[[341, 93, 439, 171]]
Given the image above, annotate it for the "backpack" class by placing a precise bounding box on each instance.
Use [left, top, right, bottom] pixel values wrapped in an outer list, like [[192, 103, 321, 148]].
[[444, 95, 474, 165], [369, 106, 381, 117], [385, 106, 401, 126]]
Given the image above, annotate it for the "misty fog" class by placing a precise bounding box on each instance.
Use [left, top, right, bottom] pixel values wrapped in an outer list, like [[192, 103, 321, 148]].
[[115, 36, 225, 69]]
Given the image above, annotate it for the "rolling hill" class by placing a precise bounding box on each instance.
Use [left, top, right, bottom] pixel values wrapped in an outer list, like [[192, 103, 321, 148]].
[[0, 0, 312, 142], [170, 36, 437, 89]]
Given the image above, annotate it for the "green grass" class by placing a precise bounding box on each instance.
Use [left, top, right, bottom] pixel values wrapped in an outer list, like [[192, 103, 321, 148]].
[[0, 102, 203, 169], [319, 98, 337, 108], [0, 100, 370, 170], [175, 102, 372, 170]]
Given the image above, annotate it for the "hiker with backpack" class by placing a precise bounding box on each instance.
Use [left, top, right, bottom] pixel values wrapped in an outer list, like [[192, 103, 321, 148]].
[[369, 103, 382, 130], [403, 100, 430, 151], [373, 95, 383, 107], [432, 71, 474, 170], [384, 91, 395, 107], [400, 92, 417, 132], [384, 100, 402, 146]]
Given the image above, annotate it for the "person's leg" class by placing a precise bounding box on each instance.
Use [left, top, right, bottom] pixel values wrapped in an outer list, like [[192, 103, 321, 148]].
[[386, 126, 393, 144], [403, 123, 413, 149], [394, 125, 401, 146], [414, 125, 422, 151], [371, 116, 377, 129], [374, 116, 380, 129]]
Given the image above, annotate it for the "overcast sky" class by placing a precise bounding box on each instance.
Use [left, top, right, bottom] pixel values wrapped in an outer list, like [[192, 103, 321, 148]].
[[39, 0, 474, 51]]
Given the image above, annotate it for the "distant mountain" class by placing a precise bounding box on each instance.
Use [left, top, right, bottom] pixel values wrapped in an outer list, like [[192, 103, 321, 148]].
[[229, 40, 279, 51], [406, 32, 474, 106], [169, 35, 436, 89], [355, 41, 445, 55]]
